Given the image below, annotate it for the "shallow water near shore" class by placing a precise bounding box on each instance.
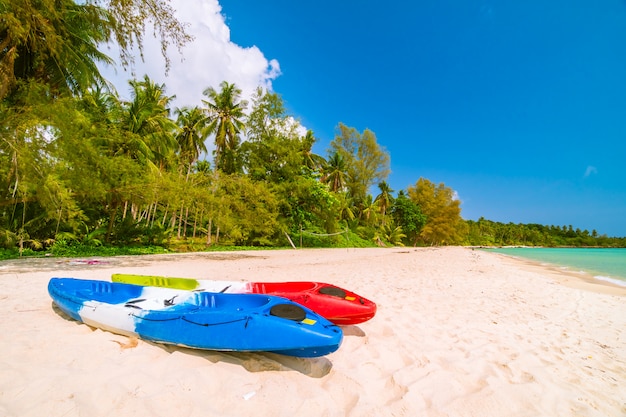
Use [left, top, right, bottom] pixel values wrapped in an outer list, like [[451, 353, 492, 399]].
[[485, 247, 626, 287]]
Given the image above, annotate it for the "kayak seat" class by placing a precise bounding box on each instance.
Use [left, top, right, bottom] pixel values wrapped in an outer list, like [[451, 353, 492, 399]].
[[319, 286, 346, 298], [270, 304, 306, 321]]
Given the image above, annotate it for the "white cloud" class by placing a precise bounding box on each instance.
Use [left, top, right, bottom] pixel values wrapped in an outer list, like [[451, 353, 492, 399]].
[[283, 116, 308, 138], [98, 0, 281, 109], [584, 165, 598, 178]]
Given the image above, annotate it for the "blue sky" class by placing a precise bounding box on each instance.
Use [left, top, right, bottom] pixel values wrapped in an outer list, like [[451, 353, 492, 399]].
[[101, 1, 626, 236]]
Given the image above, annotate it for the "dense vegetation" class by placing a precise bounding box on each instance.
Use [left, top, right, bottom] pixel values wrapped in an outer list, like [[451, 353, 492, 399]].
[[465, 219, 625, 248], [1, 1, 623, 260]]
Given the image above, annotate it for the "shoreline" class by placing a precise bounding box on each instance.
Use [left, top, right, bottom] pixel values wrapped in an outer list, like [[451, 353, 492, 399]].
[[1, 247, 624, 416], [483, 249, 626, 295]]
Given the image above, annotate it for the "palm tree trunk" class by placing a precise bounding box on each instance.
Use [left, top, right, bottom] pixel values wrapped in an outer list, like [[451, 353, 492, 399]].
[[144, 203, 152, 226], [151, 201, 158, 228], [177, 203, 184, 238], [206, 217, 212, 245], [55, 205, 62, 236], [161, 203, 169, 227], [170, 213, 177, 230], [19, 199, 26, 256], [184, 206, 189, 237], [192, 207, 199, 238], [106, 201, 119, 242]]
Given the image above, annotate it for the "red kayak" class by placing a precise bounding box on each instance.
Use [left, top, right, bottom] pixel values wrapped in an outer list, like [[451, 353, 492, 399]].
[[111, 274, 377, 325]]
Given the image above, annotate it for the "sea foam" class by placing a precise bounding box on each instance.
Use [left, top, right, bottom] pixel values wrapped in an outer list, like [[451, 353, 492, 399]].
[[594, 275, 626, 287]]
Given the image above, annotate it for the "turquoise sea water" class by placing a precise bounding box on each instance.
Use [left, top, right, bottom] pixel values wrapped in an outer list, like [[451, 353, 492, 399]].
[[484, 248, 626, 287]]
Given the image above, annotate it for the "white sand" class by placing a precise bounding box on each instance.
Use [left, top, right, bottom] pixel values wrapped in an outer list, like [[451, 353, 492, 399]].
[[0, 247, 624, 417]]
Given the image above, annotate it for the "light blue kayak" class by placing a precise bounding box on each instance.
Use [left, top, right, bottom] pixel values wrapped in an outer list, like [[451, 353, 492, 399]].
[[48, 278, 343, 358]]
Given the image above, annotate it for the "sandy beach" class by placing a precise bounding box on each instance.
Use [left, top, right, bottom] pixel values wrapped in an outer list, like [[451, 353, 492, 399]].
[[0, 247, 624, 417]]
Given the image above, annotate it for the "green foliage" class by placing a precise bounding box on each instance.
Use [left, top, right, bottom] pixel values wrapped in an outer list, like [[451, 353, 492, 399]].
[[101, 0, 192, 72], [216, 175, 280, 246], [372, 223, 406, 247], [203, 81, 247, 174], [0, 229, 18, 249], [241, 88, 307, 183], [300, 130, 326, 173], [0, 0, 190, 102], [295, 228, 373, 249], [0, 248, 22, 260], [321, 152, 347, 192], [337, 231, 375, 248], [0, 0, 114, 101], [275, 177, 340, 234], [391, 190, 426, 246], [49, 240, 168, 258], [329, 123, 390, 204], [408, 178, 467, 245], [374, 181, 394, 227], [1, 0, 622, 259], [119, 75, 179, 168], [175, 106, 209, 175], [465, 218, 626, 247]]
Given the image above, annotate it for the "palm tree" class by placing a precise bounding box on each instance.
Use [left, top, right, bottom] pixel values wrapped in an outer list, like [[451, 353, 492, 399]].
[[195, 160, 212, 174], [99, 75, 177, 240], [300, 130, 326, 173], [374, 181, 394, 226], [321, 152, 347, 192], [79, 85, 120, 125], [202, 81, 247, 174], [175, 106, 209, 178], [383, 224, 406, 246], [1, 0, 115, 101], [335, 192, 355, 224], [119, 75, 178, 168], [1, 0, 193, 101], [360, 194, 379, 225]]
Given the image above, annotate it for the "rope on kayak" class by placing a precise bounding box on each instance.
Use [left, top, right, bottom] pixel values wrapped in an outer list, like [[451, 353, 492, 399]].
[[129, 313, 252, 328], [128, 313, 178, 322], [181, 315, 252, 328]]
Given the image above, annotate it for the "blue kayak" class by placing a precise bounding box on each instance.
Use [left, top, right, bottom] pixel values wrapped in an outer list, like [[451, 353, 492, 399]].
[[48, 278, 343, 357]]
